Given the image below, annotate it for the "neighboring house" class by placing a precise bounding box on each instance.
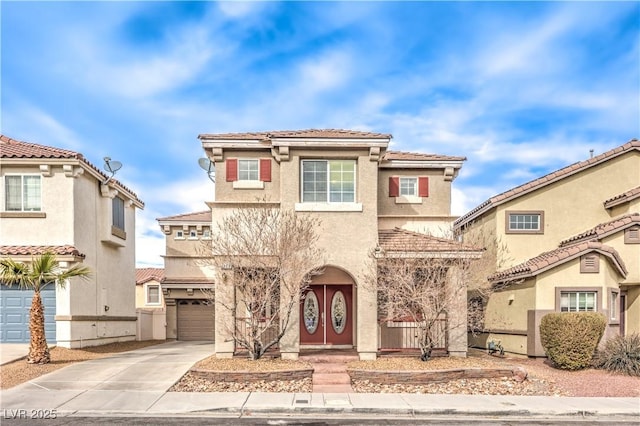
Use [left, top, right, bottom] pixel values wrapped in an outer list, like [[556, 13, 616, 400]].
[[156, 211, 215, 341], [135, 268, 165, 308], [454, 140, 640, 357], [0, 135, 144, 347], [135, 267, 166, 341], [194, 129, 478, 360]]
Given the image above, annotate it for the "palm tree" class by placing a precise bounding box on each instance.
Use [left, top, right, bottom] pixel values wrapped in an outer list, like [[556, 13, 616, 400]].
[[0, 252, 90, 364]]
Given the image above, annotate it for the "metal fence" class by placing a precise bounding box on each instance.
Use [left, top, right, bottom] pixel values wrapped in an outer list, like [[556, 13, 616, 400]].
[[234, 317, 279, 350], [378, 318, 448, 351]]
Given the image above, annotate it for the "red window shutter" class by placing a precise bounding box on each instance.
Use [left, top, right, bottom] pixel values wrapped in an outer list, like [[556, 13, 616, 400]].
[[418, 177, 429, 197], [259, 159, 271, 182], [226, 159, 238, 182], [389, 177, 399, 197]]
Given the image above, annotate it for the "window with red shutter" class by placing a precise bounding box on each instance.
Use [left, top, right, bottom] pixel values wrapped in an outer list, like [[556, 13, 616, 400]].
[[226, 159, 238, 182], [389, 176, 399, 197], [259, 159, 271, 182]]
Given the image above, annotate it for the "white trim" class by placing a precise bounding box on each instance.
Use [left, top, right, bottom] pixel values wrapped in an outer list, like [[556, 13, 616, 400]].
[[395, 196, 423, 205], [233, 180, 264, 189], [145, 283, 162, 306], [295, 202, 363, 212]]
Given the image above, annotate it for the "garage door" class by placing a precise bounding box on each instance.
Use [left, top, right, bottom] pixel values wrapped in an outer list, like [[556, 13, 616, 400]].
[[0, 284, 56, 343], [177, 299, 214, 341]]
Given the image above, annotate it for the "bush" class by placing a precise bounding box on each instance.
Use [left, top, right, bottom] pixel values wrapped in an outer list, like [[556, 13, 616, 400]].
[[539, 312, 606, 370], [594, 333, 640, 376]]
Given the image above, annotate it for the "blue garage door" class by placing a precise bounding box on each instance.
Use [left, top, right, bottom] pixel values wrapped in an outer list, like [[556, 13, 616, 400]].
[[0, 284, 56, 343]]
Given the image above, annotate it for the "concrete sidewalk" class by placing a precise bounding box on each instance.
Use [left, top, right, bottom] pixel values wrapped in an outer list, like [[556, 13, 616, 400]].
[[1, 341, 638, 421]]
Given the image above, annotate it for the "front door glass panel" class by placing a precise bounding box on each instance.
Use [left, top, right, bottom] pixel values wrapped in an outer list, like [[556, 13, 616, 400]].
[[331, 290, 346, 334], [303, 291, 319, 334]]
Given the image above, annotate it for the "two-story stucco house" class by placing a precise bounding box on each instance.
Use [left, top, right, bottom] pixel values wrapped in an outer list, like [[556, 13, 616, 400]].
[[196, 129, 478, 360], [454, 140, 640, 357], [0, 135, 144, 348]]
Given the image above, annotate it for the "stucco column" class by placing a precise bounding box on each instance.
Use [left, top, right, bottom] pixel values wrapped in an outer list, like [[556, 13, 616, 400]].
[[214, 270, 235, 358], [447, 266, 468, 357], [357, 276, 378, 360], [278, 281, 300, 360]]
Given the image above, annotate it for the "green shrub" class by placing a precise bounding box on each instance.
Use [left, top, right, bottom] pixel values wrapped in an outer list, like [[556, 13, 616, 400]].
[[594, 333, 640, 376], [539, 312, 606, 370]]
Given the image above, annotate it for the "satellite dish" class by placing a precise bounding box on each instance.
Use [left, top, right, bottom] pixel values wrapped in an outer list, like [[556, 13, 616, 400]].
[[103, 157, 123, 185], [198, 157, 216, 182]]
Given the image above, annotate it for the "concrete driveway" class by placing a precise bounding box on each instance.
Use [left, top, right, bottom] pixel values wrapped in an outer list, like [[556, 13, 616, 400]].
[[0, 340, 213, 413]]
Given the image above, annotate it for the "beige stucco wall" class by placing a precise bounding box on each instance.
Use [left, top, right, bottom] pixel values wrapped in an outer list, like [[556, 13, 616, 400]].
[[377, 168, 452, 217], [493, 153, 639, 267], [135, 279, 165, 309], [215, 150, 281, 203], [0, 162, 140, 348]]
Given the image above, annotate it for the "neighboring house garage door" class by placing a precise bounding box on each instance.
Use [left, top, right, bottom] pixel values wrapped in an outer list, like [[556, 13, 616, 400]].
[[0, 284, 56, 343], [177, 299, 214, 341]]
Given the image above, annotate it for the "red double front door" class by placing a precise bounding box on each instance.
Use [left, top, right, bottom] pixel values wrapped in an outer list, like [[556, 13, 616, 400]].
[[300, 285, 352, 345]]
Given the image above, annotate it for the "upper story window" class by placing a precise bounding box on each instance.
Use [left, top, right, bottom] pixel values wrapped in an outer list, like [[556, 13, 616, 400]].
[[388, 176, 429, 204], [560, 291, 596, 312], [189, 230, 197, 239], [302, 160, 355, 203], [112, 196, 126, 239], [4, 175, 41, 211], [506, 211, 544, 234], [175, 230, 184, 239], [400, 177, 417, 196], [202, 229, 211, 239], [238, 159, 259, 181], [226, 158, 271, 189]]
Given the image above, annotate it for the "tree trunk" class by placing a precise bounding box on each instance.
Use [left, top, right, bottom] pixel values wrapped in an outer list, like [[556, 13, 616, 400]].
[[27, 290, 50, 364]]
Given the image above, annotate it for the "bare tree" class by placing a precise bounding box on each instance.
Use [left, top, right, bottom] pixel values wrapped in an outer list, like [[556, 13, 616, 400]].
[[202, 205, 323, 360], [458, 228, 513, 337], [371, 232, 482, 361]]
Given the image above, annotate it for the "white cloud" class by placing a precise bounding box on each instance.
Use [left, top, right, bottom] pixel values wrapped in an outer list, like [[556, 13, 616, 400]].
[[217, 1, 267, 19]]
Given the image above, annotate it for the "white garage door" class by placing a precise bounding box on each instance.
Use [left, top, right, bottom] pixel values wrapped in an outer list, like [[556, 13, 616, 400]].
[[0, 284, 56, 343], [177, 299, 214, 341]]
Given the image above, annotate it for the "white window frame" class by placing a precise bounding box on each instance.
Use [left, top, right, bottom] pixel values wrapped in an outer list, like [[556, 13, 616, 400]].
[[399, 177, 417, 197], [175, 230, 184, 239], [146, 284, 161, 305], [300, 159, 356, 203], [560, 291, 597, 312], [4, 174, 42, 212], [233, 159, 264, 189], [238, 159, 259, 181], [202, 229, 211, 239], [188, 230, 198, 239]]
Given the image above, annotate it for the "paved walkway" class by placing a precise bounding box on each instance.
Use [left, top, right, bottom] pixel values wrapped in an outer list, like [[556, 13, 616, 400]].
[[1, 341, 638, 421], [0, 343, 29, 365]]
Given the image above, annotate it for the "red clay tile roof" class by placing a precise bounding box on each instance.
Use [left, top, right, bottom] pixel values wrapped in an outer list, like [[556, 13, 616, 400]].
[[559, 213, 640, 247], [378, 228, 481, 254], [604, 186, 640, 209], [1, 134, 143, 207], [199, 129, 392, 140], [161, 277, 215, 286], [455, 139, 640, 228], [136, 268, 164, 285], [489, 241, 627, 283], [382, 151, 466, 162], [1, 134, 82, 159], [157, 210, 211, 222], [0, 245, 86, 258]]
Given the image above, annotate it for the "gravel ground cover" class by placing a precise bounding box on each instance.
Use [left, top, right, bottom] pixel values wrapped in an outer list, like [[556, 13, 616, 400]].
[[0, 340, 163, 389]]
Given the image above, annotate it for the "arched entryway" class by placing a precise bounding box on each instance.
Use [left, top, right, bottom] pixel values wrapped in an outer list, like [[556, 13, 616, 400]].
[[300, 266, 355, 348]]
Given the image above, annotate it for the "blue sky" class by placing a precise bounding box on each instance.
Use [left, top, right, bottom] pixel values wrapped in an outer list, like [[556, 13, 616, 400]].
[[2, 1, 639, 267]]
